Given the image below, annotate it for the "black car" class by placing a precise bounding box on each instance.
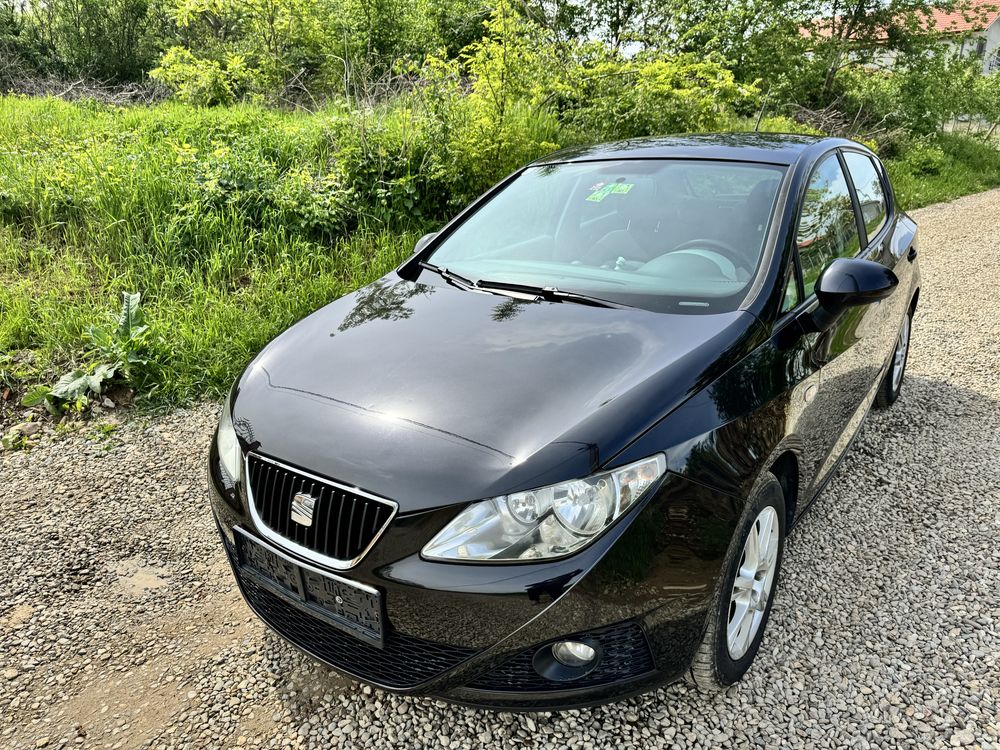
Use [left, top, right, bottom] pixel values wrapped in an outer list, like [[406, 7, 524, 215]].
[[208, 134, 919, 710]]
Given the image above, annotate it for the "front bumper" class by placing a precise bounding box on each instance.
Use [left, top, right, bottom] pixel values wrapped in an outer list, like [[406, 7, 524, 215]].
[[209, 447, 739, 710]]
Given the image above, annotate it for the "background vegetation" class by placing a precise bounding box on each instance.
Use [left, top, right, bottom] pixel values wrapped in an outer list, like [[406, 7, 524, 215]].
[[3, 0, 1000, 423]]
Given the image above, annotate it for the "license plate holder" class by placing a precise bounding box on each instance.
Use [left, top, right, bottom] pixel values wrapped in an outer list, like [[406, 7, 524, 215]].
[[235, 528, 385, 648]]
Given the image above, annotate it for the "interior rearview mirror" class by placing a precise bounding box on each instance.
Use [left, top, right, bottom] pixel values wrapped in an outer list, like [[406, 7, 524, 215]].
[[809, 257, 898, 331]]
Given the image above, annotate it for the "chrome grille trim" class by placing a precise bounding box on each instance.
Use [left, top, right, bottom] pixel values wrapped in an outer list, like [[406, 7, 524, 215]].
[[244, 452, 398, 570]]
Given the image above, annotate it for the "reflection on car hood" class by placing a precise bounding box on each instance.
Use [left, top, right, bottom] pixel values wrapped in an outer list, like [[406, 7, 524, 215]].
[[232, 276, 764, 512]]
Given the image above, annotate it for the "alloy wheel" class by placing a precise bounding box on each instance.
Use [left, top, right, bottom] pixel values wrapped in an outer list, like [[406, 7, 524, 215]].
[[726, 506, 780, 660]]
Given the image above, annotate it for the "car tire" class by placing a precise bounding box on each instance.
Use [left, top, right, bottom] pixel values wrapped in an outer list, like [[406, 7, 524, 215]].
[[874, 309, 912, 410], [687, 471, 785, 691]]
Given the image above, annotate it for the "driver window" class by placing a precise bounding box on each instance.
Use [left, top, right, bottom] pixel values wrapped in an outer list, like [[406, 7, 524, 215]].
[[796, 154, 861, 296]]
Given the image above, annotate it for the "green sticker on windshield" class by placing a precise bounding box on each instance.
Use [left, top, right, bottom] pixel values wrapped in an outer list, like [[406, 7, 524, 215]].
[[586, 182, 634, 202]]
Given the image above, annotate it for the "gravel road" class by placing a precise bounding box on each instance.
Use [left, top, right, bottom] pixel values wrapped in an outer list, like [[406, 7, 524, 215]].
[[2, 190, 999, 750]]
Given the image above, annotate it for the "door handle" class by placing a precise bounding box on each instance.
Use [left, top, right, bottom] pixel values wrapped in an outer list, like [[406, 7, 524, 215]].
[[907, 246, 918, 262]]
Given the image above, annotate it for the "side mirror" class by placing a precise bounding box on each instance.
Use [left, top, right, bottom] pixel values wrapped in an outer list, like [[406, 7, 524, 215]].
[[414, 232, 437, 255], [809, 257, 898, 331]]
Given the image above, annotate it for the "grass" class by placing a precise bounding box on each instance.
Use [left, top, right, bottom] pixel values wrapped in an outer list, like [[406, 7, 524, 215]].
[[2, 96, 1000, 411], [0, 97, 424, 407], [886, 133, 1000, 209]]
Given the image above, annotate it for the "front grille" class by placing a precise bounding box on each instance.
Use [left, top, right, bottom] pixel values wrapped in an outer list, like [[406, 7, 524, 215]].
[[224, 539, 478, 688], [467, 621, 655, 693], [247, 453, 395, 564]]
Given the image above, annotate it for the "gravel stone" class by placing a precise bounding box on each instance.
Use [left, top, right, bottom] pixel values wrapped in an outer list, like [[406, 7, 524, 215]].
[[11, 422, 41, 437], [1, 189, 999, 749]]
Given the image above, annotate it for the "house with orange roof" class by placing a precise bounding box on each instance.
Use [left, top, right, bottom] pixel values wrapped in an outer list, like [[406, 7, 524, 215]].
[[806, 1, 1000, 74], [930, 0, 1000, 71]]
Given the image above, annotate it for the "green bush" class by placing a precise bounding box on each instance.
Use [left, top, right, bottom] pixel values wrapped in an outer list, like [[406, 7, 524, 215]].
[[753, 115, 822, 136], [0, 0, 158, 83], [426, 0, 565, 199], [886, 133, 1000, 209], [836, 53, 983, 140], [555, 50, 757, 141], [150, 47, 260, 106], [897, 139, 947, 176]]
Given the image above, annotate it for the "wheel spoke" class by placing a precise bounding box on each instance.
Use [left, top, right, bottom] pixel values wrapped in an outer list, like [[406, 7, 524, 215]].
[[727, 599, 750, 654], [756, 512, 775, 569], [760, 565, 777, 599], [735, 608, 755, 656], [744, 522, 760, 570]]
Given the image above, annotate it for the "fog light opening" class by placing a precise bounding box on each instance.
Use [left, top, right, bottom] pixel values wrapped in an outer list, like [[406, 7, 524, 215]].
[[531, 637, 603, 682], [552, 640, 596, 668]]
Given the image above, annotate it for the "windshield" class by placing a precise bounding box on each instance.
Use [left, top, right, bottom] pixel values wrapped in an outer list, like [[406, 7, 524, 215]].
[[426, 159, 785, 313]]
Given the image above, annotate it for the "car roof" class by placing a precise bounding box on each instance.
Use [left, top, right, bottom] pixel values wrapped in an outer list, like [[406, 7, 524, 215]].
[[530, 133, 862, 167]]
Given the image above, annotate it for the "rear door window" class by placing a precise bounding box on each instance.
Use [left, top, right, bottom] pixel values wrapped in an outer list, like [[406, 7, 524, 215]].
[[796, 154, 862, 296], [843, 152, 888, 240]]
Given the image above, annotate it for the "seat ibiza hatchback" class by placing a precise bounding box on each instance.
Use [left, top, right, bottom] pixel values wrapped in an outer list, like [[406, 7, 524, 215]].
[[208, 134, 919, 710]]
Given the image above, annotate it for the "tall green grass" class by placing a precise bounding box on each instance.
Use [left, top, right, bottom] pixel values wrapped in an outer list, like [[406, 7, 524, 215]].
[[885, 133, 1000, 209], [2, 96, 999, 408], [0, 97, 424, 405]]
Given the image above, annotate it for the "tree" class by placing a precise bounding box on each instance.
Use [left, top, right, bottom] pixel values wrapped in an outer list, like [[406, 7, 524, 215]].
[[19, 0, 157, 81], [974, 71, 1000, 138], [660, 0, 813, 91], [426, 0, 492, 56], [800, 0, 962, 98], [583, 0, 663, 50]]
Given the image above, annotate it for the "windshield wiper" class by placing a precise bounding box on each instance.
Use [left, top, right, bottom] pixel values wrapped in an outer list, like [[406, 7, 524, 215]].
[[419, 263, 627, 308], [476, 280, 629, 309], [418, 261, 478, 291]]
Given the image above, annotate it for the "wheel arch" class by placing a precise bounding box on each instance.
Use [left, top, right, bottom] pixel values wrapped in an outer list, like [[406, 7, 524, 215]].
[[766, 450, 799, 530]]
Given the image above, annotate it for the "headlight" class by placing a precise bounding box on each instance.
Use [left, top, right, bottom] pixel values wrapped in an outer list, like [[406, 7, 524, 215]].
[[216, 393, 242, 483], [422, 454, 666, 562]]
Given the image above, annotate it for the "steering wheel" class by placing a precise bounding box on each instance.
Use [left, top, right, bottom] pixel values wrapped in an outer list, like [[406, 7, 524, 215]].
[[666, 238, 744, 267]]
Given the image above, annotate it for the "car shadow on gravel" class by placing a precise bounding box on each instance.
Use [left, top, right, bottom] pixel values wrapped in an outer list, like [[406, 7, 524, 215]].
[[236, 371, 1000, 748]]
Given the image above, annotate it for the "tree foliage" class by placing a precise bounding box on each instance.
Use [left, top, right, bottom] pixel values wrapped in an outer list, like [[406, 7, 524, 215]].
[[3, 0, 157, 82], [2, 0, 1000, 150]]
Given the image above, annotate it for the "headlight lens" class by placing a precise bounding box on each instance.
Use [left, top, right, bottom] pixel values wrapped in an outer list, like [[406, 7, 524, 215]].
[[216, 393, 242, 483], [422, 454, 666, 562]]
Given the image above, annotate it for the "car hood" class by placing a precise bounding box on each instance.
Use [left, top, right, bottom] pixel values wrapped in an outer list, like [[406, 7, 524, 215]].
[[232, 276, 764, 512]]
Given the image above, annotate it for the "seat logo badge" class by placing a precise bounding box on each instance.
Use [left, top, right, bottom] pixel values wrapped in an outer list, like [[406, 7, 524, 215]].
[[291, 492, 317, 527]]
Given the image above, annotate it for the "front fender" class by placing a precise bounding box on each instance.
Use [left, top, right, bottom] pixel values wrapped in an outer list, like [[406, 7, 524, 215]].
[[610, 331, 820, 515]]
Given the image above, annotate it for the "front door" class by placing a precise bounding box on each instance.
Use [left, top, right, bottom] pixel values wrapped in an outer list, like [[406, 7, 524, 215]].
[[793, 151, 888, 495], [841, 149, 912, 362]]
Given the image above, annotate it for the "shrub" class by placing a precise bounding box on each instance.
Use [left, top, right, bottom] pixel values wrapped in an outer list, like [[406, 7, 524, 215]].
[[885, 133, 1000, 209], [438, 0, 564, 196], [897, 139, 947, 176], [0, 0, 158, 83], [150, 47, 259, 106], [837, 53, 982, 139], [559, 51, 758, 141], [272, 167, 355, 238], [0, 97, 427, 405], [754, 115, 822, 136]]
